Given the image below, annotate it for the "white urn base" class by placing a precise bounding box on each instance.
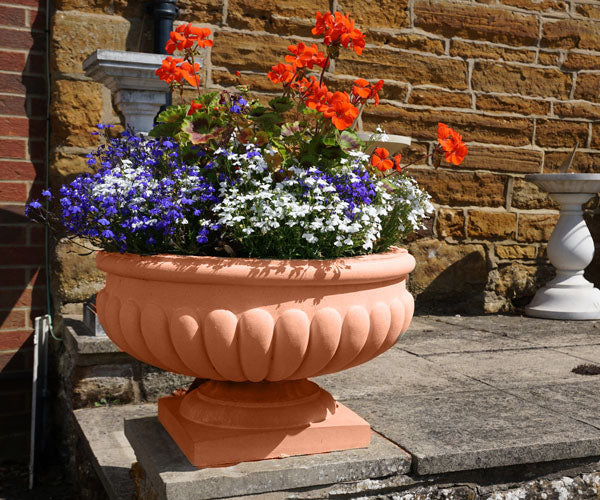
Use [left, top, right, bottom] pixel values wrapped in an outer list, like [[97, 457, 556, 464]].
[[525, 277, 600, 320]]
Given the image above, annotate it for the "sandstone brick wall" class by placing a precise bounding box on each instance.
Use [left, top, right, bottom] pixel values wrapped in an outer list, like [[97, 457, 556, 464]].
[[48, 0, 600, 313], [0, 0, 47, 461]]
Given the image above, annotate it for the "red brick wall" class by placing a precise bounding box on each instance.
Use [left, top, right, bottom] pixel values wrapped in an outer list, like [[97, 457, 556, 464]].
[[0, 0, 47, 461]]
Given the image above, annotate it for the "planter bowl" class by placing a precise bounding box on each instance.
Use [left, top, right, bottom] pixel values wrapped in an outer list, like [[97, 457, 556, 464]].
[[96, 247, 416, 467]]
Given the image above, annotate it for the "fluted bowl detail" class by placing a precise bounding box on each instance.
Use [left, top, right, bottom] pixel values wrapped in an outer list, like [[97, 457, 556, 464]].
[[96, 247, 416, 381]]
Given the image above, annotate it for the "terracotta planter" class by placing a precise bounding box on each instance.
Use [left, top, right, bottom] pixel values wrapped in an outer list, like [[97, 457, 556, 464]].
[[96, 247, 415, 467]]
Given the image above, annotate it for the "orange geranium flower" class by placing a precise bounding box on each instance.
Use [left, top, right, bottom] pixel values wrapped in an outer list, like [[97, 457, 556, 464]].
[[302, 78, 330, 111], [267, 63, 295, 84], [437, 122, 468, 165], [320, 91, 359, 130], [165, 24, 213, 53], [156, 57, 200, 87], [187, 101, 204, 115], [351, 78, 384, 105], [371, 147, 393, 171], [285, 43, 329, 70], [393, 153, 402, 172], [312, 11, 366, 55]]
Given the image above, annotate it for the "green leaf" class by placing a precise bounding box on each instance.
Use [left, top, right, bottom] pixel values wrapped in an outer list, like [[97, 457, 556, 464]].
[[148, 122, 180, 138], [155, 105, 187, 124], [336, 129, 363, 152], [253, 111, 283, 131], [269, 96, 294, 113]]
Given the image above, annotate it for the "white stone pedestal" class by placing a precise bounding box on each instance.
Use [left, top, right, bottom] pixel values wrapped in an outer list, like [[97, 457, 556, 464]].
[[83, 50, 170, 134], [525, 174, 600, 320]]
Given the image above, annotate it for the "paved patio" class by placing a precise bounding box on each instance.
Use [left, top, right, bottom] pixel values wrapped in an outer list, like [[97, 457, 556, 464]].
[[74, 314, 600, 499]]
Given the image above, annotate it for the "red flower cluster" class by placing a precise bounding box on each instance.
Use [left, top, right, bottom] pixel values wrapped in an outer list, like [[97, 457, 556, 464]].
[[371, 148, 401, 172], [437, 123, 468, 165], [156, 56, 201, 87], [312, 11, 366, 55], [296, 78, 358, 130], [285, 43, 329, 70], [165, 23, 213, 54], [351, 78, 384, 105]]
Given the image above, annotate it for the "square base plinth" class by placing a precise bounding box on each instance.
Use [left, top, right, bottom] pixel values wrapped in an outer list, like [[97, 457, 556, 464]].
[[157, 395, 372, 468]]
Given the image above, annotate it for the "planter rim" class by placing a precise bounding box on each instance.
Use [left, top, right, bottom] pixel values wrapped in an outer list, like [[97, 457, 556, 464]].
[[96, 246, 415, 286]]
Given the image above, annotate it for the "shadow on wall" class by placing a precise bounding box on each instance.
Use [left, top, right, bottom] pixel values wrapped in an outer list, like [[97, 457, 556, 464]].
[[412, 249, 488, 315]]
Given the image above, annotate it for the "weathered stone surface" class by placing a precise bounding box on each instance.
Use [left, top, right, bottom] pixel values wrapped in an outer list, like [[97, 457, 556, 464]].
[[337, 0, 409, 29], [50, 150, 89, 187], [577, 2, 600, 19], [54, 0, 145, 17], [336, 50, 468, 90], [410, 169, 507, 207], [495, 244, 539, 260], [211, 31, 291, 72], [563, 52, 600, 70], [542, 18, 600, 51], [140, 365, 194, 402], [408, 88, 472, 108], [472, 61, 573, 99], [544, 151, 600, 173], [436, 208, 465, 239], [554, 101, 600, 119], [53, 238, 105, 304], [574, 73, 600, 103], [211, 69, 279, 92], [535, 119, 589, 148], [458, 145, 542, 173], [51, 80, 103, 148], [511, 178, 558, 210], [51, 11, 139, 74], [499, 0, 568, 11], [73, 363, 135, 408], [178, 0, 223, 25], [467, 210, 517, 239], [344, 387, 600, 475], [126, 416, 412, 500], [408, 239, 488, 311], [414, 0, 539, 46], [450, 40, 535, 63], [593, 124, 600, 149], [475, 94, 550, 116], [362, 105, 533, 146], [517, 213, 559, 242], [485, 261, 555, 312], [537, 51, 561, 66], [317, 348, 481, 400], [367, 30, 445, 54]]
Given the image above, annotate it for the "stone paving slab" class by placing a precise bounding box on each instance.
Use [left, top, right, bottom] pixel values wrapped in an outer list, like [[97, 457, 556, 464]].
[[314, 348, 482, 400], [341, 387, 600, 475], [125, 416, 411, 500], [434, 315, 600, 347], [74, 404, 158, 500], [397, 322, 532, 355], [556, 345, 600, 364], [423, 347, 593, 388]]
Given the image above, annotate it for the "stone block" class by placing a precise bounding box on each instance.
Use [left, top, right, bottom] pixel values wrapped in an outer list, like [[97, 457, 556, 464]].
[[54, 0, 145, 17], [72, 363, 136, 408], [51, 80, 103, 149], [517, 213, 559, 242], [414, 0, 539, 46], [450, 40, 536, 63], [495, 244, 539, 260], [53, 238, 105, 305], [467, 210, 517, 239], [410, 169, 507, 207], [177, 0, 223, 25], [458, 145, 542, 173], [211, 70, 279, 93], [543, 151, 600, 173], [542, 18, 600, 51], [472, 61, 572, 99], [211, 31, 291, 72], [436, 208, 465, 239], [140, 365, 194, 402], [576, 2, 600, 18], [538, 51, 561, 66], [535, 119, 589, 148], [362, 105, 533, 146], [51, 11, 137, 74], [563, 52, 600, 71], [408, 88, 472, 108], [337, 0, 409, 29], [367, 30, 445, 54], [574, 73, 600, 104], [499, 0, 568, 11], [475, 94, 550, 116], [407, 239, 488, 311], [554, 101, 600, 119], [511, 178, 558, 210], [125, 415, 411, 499], [227, 0, 328, 31], [336, 50, 468, 91]]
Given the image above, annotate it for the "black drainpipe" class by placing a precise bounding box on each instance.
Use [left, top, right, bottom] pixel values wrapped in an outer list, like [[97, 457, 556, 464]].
[[148, 0, 179, 108]]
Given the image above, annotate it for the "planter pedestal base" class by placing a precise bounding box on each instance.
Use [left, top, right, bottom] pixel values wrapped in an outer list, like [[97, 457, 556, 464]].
[[157, 380, 372, 468]]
